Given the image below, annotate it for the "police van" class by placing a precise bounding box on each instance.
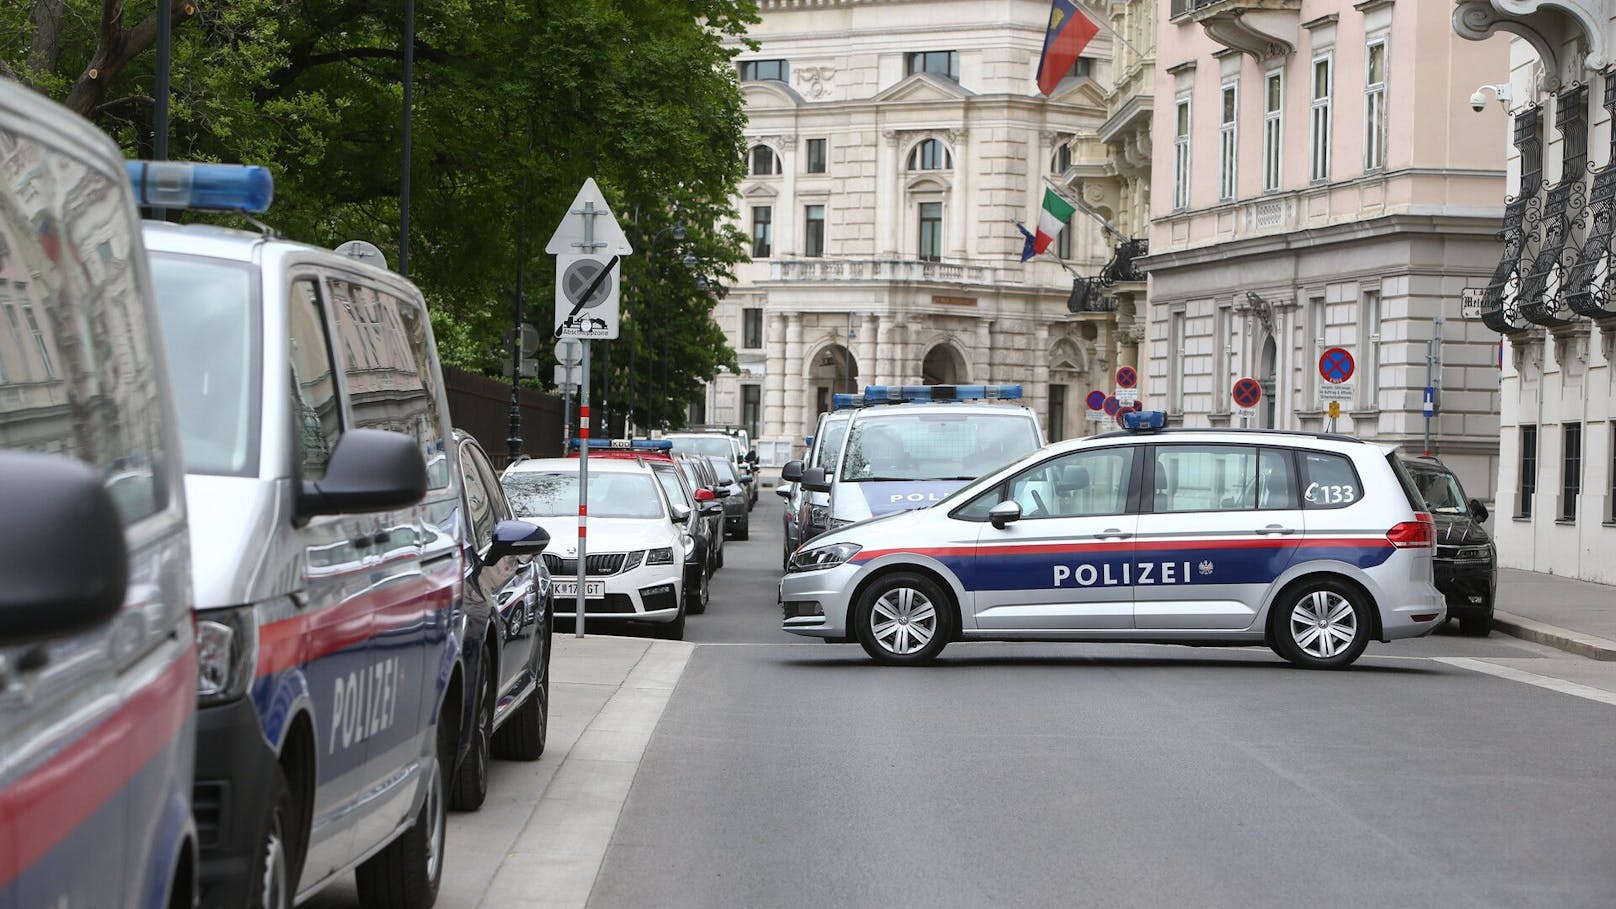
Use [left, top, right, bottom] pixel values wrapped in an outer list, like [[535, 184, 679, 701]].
[[0, 81, 199, 909], [779, 409, 852, 569], [781, 412, 1445, 669], [795, 385, 1044, 532], [135, 162, 466, 907]]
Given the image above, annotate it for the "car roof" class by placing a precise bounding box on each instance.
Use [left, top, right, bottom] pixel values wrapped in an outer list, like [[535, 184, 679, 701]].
[[1087, 426, 1365, 445], [848, 401, 1035, 420], [1065, 427, 1382, 458], [141, 221, 415, 293]]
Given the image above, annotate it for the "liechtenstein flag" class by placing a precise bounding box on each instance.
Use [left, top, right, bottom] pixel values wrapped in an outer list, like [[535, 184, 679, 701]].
[[1035, 0, 1101, 96]]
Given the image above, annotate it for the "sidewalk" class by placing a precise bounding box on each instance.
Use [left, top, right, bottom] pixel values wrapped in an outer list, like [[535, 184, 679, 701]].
[[1493, 568, 1616, 661]]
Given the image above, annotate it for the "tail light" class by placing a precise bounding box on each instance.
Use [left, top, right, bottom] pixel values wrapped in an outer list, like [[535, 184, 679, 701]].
[[1387, 512, 1434, 549]]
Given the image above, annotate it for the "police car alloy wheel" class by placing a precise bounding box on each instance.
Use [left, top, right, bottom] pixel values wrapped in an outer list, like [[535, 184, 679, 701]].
[[854, 572, 953, 665], [1271, 579, 1371, 669]]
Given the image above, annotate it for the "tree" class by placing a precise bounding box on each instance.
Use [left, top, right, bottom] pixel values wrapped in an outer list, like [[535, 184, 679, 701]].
[[3, 0, 756, 429]]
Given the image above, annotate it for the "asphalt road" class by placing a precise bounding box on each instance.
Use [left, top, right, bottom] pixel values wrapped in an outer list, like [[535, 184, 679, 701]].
[[588, 488, 1616, 909]]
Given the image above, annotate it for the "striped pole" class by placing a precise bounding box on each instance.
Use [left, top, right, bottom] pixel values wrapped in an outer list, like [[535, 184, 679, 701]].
[[577, 341, 590, 637]]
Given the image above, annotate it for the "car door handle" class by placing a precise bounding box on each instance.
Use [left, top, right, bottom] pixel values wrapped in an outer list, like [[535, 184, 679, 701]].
[[1094, 528, 1131, 540], [1255, 524, 1296, 535]]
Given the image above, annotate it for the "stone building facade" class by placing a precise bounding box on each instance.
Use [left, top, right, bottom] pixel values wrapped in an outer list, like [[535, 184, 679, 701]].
[[1453, 0, 1616, 584], [1139, 0, 1511, 502], [703, 0, 1138, 460]]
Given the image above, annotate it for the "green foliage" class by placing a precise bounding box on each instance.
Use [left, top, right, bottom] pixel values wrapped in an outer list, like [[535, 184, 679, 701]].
[[3, 0, 757, 429]]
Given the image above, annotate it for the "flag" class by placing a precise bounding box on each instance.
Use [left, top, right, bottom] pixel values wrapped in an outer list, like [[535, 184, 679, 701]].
[[1031, 188, 1077, 257], [1035, 0, 1101, 96], [1015, 222, 1037, 262]]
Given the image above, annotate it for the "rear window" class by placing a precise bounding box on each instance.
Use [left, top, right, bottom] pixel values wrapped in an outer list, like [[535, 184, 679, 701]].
[[667, 435, 734, 459], [1300, 451, 1363, 509], [502, 470, 663, 519]]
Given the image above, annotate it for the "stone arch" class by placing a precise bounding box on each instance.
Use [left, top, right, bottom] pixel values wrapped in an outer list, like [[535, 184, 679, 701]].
[[806, 342, 858, 414], [921, 341, 968, 385]]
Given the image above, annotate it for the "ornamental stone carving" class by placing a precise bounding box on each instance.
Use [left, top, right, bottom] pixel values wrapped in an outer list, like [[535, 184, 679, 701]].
[[795, 66, 836, 99]]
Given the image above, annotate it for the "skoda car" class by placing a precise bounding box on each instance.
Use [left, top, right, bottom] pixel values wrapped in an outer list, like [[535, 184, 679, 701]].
[[781, 413, 1445, 669], [1401, 455, 1496, 636]]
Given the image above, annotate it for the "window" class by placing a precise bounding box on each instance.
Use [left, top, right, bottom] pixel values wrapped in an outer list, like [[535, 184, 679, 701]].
[[905, 50, 959, 82], [804, 204, 826, 257], [1048, 384, 1066, 441], [1364, 40, 1388, 171], [458, 442, 497, 546], [1173, 97, 1191, 209], [739, 59, 789, 82], [1563, 422, 1583, 521], [742, 308, 763, 349], [741, 384, 762, 440], [917, 202, 943, 261], [1309, 296, 1326, 400], [1300, 451, 1362, 509], [805, 138, 827, 174], [688, 397, 706, 425], [288, 278, 341, 480], [1168, 311, 1185, 414], [1310, 55, 1332, 182], [1361, 290, 1381, 409], [1071, 57, 1093, 79], [1518, 425, 1538, 518], [22, 305, 53, 378], [751, 206, 772, 258], [1219, 83, 1238, 200], [1051, 143, 1072, 174], [907, 139, 951, 171], [1264, 70, 1283, 191], [1151, 446, 1299, 513], [1214, 306, 1232, 409], [1056, 215, 1074, 259], [985, 447, 1136, 520], [748, 145, 781, 176]]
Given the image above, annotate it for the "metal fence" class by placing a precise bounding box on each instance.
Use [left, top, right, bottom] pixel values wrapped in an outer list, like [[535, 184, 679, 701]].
[[443, 366, 564, 467]]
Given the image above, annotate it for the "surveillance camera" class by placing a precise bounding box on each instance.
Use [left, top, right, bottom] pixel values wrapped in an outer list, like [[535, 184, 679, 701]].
[[1470, 90, 1487, 112]]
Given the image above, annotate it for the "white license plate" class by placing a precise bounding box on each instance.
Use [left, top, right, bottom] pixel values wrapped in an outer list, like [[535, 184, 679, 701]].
[[554, 581, 604, 598]]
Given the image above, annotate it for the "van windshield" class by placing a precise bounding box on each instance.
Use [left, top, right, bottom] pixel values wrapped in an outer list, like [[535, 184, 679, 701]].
[[841, 411, 1040, 482], [149, 254, 261, 477]]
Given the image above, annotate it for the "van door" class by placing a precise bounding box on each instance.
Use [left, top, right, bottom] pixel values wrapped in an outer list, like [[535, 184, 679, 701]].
[[1133, 445, 1303, 630], [963, 446, 1140, 631]]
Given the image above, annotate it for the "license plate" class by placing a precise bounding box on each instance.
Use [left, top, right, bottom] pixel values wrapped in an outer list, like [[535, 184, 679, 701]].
[[554, 581, 604, 598]]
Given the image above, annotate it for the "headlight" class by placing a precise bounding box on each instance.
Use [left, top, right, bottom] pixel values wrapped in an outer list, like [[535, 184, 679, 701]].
[[196, 605, 259, 706], [1456, 546, 1492, 560], [646, 547, 675, 565], [681, 534, 697, 559], [808, 504, 831, 529], [788, 541, 862, 573], [829, 517, 855, 530]]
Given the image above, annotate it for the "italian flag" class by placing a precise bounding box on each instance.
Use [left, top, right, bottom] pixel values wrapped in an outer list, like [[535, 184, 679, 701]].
[[1032, 187, 1077, 258]]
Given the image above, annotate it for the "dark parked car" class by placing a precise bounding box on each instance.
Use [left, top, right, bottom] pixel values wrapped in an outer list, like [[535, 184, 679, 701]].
[[448, 431, 554, 810], [650, 456, 724, 614], [1402, 455, 1496, 636], [705, 455, 751, 540]]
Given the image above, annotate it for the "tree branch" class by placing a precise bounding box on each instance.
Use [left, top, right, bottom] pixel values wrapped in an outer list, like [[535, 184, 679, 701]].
[[61, 0, 196, 116]]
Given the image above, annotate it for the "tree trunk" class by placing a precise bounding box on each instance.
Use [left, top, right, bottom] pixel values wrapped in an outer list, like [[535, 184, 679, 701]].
[[61, 0, 193, 117]]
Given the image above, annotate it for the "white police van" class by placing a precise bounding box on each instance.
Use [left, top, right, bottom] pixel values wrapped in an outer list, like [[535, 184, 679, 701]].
[[796, 385, 1044, 533], [135, 161, 480, 907], [781, 411, 1446, 669]]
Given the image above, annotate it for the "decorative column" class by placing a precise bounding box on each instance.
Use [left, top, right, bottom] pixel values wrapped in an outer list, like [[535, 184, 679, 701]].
[[948, 128, 969, 260], [1032, 323, 1052, 428], [858, 314, 879, 388], [783, 313, 805, 450], [876, 129, 901, 257], [763, 312, 788, 441], [974, 318, 993, 383]]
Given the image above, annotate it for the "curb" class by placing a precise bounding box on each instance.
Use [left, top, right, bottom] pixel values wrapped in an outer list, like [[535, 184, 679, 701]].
[[1492, 610, 1616, 661]]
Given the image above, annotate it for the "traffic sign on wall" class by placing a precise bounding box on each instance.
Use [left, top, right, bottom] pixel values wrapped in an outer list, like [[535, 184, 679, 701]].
[[1232, 377, 1262, 415], [1319, 347, 1355, 384]]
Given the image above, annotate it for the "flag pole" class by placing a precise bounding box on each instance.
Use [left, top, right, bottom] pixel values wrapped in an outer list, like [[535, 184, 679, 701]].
[[1081, 2, 1147, 62]]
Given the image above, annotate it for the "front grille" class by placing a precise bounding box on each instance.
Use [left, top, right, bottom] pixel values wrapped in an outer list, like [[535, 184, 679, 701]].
[[193, 781, 225, 849], [543, 552, 628, 576]]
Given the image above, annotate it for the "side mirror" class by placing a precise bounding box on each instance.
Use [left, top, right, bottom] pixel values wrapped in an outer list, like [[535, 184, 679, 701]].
[[701, 502, 725, 517], [775, 486, 791, 499], [487, 519, 549, 564], [670, 504, 691, 523], [299, 429, 426, 518], [693, 487, 716, 502], [781, 459, 805, 483], [739, 471, 753, 484], [802, 466, 830, 493], [1468, 498, 1490, 524], [988, 500, 1022, 530], [0, 451, 129, 645]]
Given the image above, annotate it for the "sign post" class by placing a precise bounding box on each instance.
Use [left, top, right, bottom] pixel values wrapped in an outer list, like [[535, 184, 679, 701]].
[[555, 338, 582, 449], [547, 179, 633, 638]]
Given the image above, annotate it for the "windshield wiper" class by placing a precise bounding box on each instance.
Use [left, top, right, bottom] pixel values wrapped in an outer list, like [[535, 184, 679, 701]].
[[851, 476, 913, 482], [924, 476, 977, 482]]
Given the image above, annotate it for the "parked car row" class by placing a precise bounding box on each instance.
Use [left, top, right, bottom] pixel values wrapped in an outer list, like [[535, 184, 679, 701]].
[[0, 83, 554, 909]]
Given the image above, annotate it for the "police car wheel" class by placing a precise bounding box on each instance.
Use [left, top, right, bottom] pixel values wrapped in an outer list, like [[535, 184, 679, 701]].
[[854, 572, 952, 665], [1272, 580, 1370, 669], [254, 765, 295, 909]]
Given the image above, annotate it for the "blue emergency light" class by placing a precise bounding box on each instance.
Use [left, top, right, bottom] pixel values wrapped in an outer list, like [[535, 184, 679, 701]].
[[1121, 410, 1167, 432], [566, 438, 674, 451], [838, 384, 1024, 408], [126, 160, 274, 213]]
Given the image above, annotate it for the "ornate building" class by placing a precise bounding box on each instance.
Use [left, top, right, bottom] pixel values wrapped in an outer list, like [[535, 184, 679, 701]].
[[1139, 0, 1511, 503], [703, 0, 1135, 461], [1453, 0, 1616, 583]]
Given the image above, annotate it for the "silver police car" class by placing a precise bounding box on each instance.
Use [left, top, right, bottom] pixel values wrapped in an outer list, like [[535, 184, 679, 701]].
[[780, 412, 1446, 669]]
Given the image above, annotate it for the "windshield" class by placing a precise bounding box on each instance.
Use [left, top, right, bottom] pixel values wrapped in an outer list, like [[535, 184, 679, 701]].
[[1407, 465, 1469, 514], [708, 457, 737, 483], [667, 435, 734, 459], [813, 418, 850, 473], [502, 470, 665, 519], [148, 253, 261, 476], [841, 411, 1040, 482]]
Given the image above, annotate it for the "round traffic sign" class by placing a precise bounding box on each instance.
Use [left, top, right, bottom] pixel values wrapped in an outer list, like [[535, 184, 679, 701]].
[[1103, 396, 1121, 416], [561, 258, 613, 308], [1086, 390, 1107, 411], [1132, 400, 1144, 412], [1115, 410, 1128, 428], [1232, 377, 1263, 409], [554, 338, 583, 367], [1319, 347, 1355, 384], [1115, 366, 1138, 390]]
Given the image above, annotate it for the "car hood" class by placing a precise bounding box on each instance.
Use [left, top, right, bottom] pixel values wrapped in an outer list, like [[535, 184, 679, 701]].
[[837, 479, 973, 520], [1431, 511, 1490, 547], [519, 514, 681, 555]]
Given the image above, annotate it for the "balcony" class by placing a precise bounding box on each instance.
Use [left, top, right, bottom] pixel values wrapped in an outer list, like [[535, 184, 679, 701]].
[[765, 258, 994, 285], [1171, 0, 1301, 60]]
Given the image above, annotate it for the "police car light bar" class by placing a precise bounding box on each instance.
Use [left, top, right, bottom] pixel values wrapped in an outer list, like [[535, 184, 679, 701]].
[[1122, 410, 1167, 432], [126, 161, 274, 213], [567, 438, 674, 451], [848, 384, 1024, 406]]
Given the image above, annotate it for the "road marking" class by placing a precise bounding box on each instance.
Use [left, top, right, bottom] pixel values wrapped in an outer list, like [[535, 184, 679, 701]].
[[1435, 657, 1616, 708]]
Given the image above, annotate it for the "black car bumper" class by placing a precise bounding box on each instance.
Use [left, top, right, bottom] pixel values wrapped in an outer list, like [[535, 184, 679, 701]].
[[1434, 559, 1496, 617], [194, 695, 279, 908]]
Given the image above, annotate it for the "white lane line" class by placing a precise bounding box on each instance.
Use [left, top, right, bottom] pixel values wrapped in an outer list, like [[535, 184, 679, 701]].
[[1435, 657, 1616, 708]]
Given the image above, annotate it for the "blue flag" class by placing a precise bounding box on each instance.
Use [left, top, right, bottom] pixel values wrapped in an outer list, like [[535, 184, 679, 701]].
[[1015, 222, 1037, 263]]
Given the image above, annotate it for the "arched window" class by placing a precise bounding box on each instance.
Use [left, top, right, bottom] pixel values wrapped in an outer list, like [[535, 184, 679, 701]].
[[906, 139, 951, 171], [1050, 143, 1072, 174], [749, 145, 782, 176]]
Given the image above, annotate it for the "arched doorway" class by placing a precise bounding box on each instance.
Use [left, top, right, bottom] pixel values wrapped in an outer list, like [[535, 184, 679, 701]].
[[1259, 336, 1278, 429], [921, 343, 967, 385], [810, 344, 857, 415]]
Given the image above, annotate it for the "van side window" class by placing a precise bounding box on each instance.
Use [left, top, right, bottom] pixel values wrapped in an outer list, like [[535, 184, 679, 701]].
[[1300, 451, 1361, 508], [1257, 448, 1299, 509], [1153, 445, 1257, 513], [958, 447, 1135, 520], [289, 279, 341, 479]]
